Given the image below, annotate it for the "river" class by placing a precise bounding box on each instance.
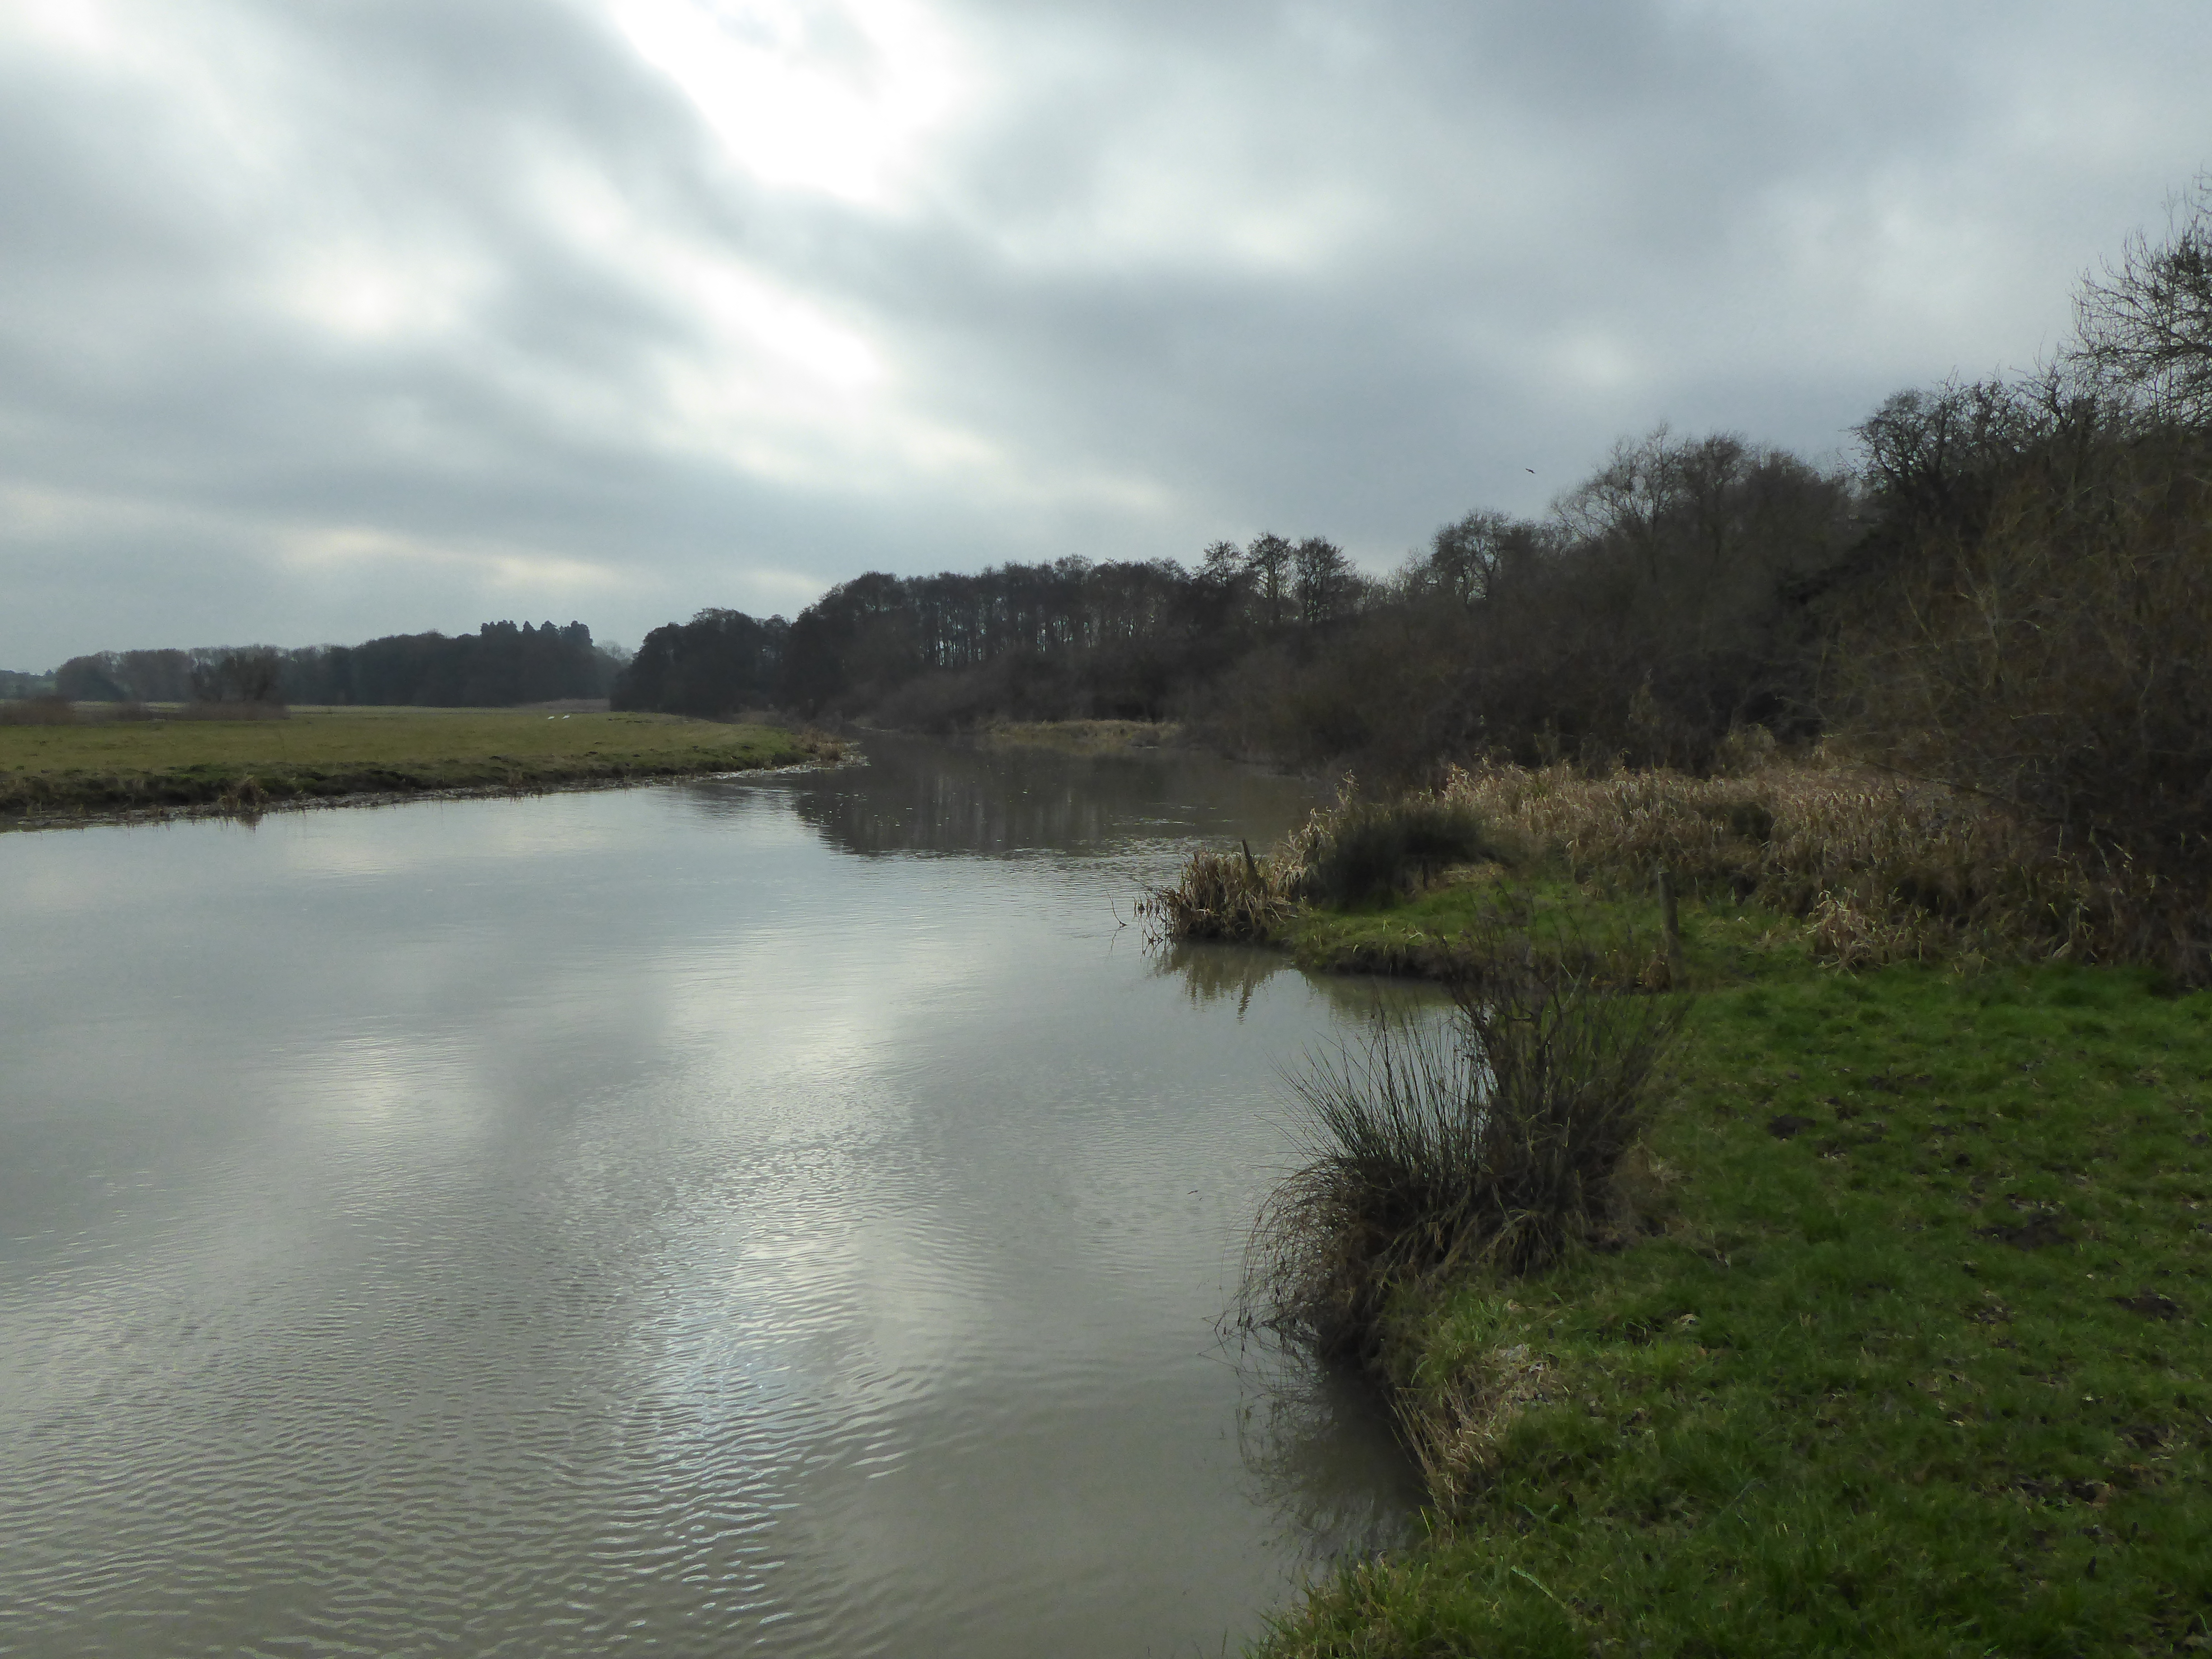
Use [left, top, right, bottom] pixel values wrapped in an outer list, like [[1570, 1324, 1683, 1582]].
[[0, 736, 1423, 1658]]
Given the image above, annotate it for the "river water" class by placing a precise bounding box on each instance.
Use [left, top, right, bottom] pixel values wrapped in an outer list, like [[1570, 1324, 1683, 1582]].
[[0, 736, 1424, 1658]]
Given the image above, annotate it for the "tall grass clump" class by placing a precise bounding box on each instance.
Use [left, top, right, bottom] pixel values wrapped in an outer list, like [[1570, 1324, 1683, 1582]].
[[1143, 791, 1509, 944], [1284, 791, 1505, 909], [1137, 841, 1295, 942], [1244, 961, 1682, 1361]]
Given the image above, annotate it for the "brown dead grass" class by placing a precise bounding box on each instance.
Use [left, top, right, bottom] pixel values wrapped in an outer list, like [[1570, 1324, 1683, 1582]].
[[1147, 746, 2190, 975], [1136, 840, 1295, 942], [1437, 752, 2168, 971]]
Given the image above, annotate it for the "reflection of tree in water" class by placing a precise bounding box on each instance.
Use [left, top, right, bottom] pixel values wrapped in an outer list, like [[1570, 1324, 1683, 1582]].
[[1155, 942, 1452, 1026], [689, 734, 1319, 860], [1153, 942, 1290, 1018], [1227, 1328, 1426, 1571]]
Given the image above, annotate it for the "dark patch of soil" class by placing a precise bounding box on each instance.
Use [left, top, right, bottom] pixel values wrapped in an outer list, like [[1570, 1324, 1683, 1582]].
[[1978, 1213, 2074, 1250], [2110, 1289, 2184, 1321]]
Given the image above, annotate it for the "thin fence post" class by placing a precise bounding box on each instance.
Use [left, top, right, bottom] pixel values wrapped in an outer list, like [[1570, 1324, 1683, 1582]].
[[1658, 867, 1682, 981]]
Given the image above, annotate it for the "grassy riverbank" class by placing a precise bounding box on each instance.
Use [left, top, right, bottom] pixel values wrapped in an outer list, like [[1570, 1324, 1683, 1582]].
[[975, 717, 1186, 755], [1148, 767, 2212, 1653], [0, 706, 839, 824], [1263, 911, 2212, 1656]]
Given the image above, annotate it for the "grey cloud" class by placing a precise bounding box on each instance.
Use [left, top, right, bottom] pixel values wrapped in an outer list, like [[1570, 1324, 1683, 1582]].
[[1, 0, 2207, 666]]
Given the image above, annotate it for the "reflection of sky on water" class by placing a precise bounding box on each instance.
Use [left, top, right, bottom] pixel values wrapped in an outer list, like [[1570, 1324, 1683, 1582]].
[[0, 743, 1420, 1659]]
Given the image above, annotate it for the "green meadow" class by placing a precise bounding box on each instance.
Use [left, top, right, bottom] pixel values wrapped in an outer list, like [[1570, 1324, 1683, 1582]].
[[1146, 770, 2212, 1654], [1261, 905, 2212, 1656], [0, 706, 837, 823]]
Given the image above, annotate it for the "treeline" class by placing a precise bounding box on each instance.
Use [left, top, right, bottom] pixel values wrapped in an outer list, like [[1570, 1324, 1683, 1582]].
[[624, 182, 2212, 806], [51, 621, 622, 708], [615, 438, 1853, 782], [613, 537, 1368, 724], [0, 669, 54, 699]]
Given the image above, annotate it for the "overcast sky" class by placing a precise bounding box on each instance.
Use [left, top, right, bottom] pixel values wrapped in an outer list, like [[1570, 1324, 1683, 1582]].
[[3, 0, 2207, 667]]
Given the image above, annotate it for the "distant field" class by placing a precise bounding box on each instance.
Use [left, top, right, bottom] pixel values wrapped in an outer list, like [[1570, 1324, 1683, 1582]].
[[0, 707, 839, 824]]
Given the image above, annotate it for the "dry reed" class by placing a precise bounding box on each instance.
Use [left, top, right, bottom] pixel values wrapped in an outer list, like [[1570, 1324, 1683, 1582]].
[[1137, 840, 1296, 943], [1435, 752, 2174, 972], [1146, 746, 2190, 975]]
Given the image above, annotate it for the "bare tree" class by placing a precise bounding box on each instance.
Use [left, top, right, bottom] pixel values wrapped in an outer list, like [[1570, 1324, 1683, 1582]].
[[2071, 176, 2212, 424], [1242, 533, 1295, 629], [1292, 537, 1355, 625], [1422, 511, 1512, 607], [191, 647, 285, 706]]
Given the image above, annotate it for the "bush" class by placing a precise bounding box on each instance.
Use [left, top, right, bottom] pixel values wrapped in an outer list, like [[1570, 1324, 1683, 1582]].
[[1242, 961, 1682, 1359]]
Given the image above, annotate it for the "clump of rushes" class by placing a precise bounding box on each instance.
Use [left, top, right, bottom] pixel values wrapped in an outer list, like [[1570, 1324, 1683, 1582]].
[[1244, 956, 1682, 1363], [1284, 792, 1505, 909], [1138, 839, 1296, 942], [1143, 791, 1507, 944]]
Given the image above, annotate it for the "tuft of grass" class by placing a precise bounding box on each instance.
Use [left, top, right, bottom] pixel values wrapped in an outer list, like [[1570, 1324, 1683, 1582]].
[[1243, 950, 1682, 1364], [1139, 840, 1297, 943], [1254, 938, 2212, 1658]]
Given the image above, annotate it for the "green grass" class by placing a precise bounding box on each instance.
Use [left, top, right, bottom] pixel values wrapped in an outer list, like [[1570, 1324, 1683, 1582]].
[[0, 707, 835, 822], [1258, 910, 2212, 1656], [1280, 872, 1683, 988]]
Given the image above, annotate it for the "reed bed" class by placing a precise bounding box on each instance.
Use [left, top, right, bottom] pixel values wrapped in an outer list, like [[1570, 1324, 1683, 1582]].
[[1148, 747, 2197, 975], [1141, 791, 1509, 943], [1435, 754, 2177, 971]]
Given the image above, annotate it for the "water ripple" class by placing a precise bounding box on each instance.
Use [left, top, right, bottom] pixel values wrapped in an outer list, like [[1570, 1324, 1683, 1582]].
[[0, 747, 1419, 1659]]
